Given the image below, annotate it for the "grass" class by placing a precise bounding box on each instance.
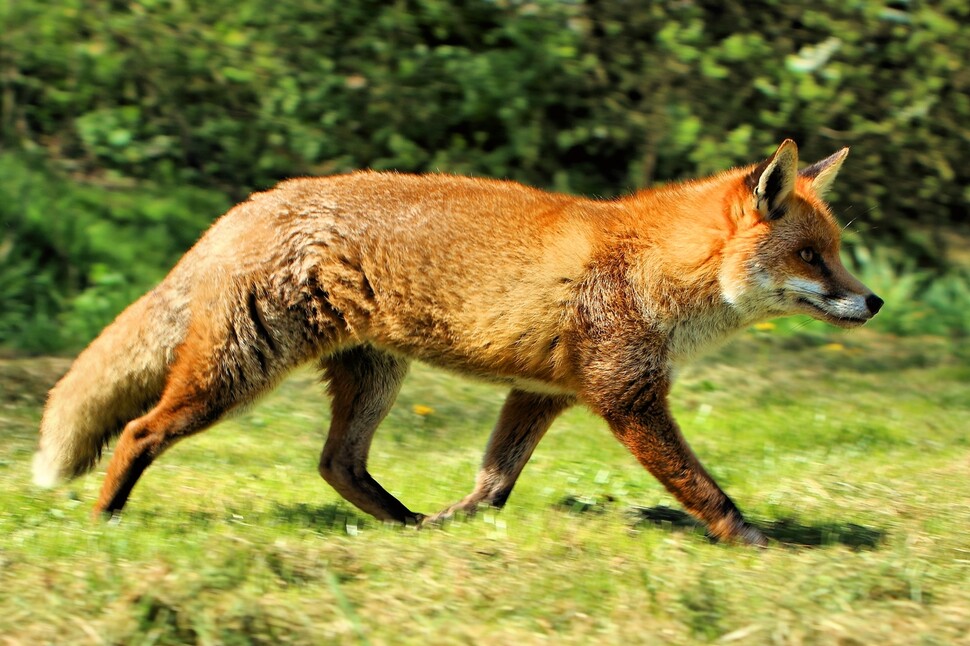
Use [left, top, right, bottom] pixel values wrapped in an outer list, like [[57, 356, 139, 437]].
[[1, 326, 968, 644]]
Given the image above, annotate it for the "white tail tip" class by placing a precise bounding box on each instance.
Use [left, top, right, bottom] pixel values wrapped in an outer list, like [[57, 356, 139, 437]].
[[32, 450, 63, 488]]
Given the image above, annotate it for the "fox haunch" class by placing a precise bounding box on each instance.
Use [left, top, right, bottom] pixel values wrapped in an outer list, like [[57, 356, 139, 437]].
[[34, 140, 882, 545]]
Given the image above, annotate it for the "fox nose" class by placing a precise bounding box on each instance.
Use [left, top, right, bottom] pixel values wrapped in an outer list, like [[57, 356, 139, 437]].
[[865, 294, 884, 315]]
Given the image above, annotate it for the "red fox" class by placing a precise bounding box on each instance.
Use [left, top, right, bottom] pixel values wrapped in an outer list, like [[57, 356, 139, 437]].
[[33, 140, 881, 545]]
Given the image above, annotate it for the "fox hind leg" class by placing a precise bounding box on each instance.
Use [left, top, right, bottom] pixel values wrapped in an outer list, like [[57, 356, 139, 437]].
[[93, 346, 248, 516], [93, 297, 308, 517], [424, 389, 573, 524], [318, 345, 420, 524], [94, 391, 218, 516]]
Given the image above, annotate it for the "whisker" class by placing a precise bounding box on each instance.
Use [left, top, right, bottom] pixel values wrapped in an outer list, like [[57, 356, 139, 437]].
[[790, 318, 815, 333], [838, 205, 878, 235]]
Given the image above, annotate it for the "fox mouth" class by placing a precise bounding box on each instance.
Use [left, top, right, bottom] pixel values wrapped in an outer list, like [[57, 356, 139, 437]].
[[796, 297, 869, 328]]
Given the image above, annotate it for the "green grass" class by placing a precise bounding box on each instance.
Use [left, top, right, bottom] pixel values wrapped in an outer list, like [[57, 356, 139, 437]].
[[1, 328, 968, 644]]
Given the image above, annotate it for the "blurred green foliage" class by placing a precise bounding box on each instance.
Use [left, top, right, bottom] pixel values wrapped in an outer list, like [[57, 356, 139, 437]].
[[0, 153, 228, 352], [1, 0, 967, 352], [849, 245, 970, 337]]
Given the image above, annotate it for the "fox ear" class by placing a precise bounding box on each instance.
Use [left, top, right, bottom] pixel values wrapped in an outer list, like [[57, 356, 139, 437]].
[[747, 139, 798, 221], [799, 147, 849, 198]]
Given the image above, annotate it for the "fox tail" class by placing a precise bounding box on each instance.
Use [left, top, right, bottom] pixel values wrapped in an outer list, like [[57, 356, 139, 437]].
[[32, 293, 181, 487]]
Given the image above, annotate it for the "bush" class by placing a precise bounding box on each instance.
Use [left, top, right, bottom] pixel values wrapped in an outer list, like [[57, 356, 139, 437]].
[[1, 0, 968, 352], [847, 245, 970, 338], [0, 153, 228, 353], [2, 0, 966, 238]]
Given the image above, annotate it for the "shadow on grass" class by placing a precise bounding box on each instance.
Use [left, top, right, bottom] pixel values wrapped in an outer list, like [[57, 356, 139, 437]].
[[630, 505, 886, 549], [267, 502, 368, 532]]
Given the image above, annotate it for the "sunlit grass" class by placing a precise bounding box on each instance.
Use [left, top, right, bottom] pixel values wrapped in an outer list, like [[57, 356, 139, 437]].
[[1, 329, 968, 644]]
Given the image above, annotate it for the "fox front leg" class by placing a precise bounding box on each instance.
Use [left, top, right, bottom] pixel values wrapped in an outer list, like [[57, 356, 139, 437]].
[[585, 367, 767, 546]]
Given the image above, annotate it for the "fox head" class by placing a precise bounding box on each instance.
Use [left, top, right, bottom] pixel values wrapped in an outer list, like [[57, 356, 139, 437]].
[[719, 140, 883, 328]]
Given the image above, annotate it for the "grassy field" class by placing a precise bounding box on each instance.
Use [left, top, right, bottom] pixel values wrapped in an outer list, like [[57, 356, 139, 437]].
[[1, 326, 968, 644]]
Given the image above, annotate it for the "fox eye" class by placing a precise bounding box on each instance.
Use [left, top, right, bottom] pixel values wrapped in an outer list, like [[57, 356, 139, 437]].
[[799, 247, 818, 264]]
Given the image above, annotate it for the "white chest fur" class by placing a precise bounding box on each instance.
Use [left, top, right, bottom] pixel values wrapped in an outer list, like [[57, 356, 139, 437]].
[[665, 304, 746, 369]]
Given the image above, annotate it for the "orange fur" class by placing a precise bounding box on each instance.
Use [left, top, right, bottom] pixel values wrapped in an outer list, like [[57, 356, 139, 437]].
[[34, 140, 881, 545]]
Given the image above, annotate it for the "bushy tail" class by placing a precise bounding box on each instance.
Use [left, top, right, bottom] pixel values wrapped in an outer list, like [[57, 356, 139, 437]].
[[33, 292, 182, 487]]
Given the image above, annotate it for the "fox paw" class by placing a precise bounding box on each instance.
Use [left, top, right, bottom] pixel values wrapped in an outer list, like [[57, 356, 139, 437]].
[[418, 500, 486, 528], [734, 523, 769, 547]]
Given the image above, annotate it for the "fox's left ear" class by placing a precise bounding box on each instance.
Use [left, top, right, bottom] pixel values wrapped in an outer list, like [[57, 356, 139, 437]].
[[747, 139, 798, 221], [799, 147, 849, 198]]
